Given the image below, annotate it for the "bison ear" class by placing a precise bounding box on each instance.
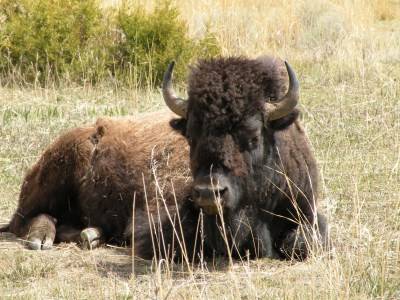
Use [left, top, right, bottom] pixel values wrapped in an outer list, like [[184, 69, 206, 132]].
[[267, 109, 300, 131], [169, 118, 187, 136]]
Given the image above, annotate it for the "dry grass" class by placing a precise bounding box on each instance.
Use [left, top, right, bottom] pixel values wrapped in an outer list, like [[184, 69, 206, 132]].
[[1, 0, 400, 298]]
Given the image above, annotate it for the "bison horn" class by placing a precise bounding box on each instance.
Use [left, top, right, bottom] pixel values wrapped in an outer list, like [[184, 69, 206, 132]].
[[265, 61, 299, 121], [162, 61, 188, 118]]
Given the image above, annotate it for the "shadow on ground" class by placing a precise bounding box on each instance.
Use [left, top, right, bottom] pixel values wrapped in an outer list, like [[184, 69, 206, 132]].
[[0, 231, 239, 281], [0, 232, 232, 281]]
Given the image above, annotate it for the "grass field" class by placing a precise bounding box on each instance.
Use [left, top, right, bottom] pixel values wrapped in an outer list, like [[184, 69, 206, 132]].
[[1, 0, 400, 298]]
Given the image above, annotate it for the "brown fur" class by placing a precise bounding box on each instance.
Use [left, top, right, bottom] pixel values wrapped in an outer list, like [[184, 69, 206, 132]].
[[2, 56, 328, 261], [169, 56, 329, 259], [4, 111, 191, 251]]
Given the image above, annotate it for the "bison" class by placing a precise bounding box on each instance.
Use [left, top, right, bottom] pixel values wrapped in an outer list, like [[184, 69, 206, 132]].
[[1, 56, 328, 260]]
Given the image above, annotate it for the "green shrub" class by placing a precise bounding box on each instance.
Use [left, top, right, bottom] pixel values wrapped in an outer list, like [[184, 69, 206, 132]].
[[0, 0, 111, 84], [114, 1, 220, 86], [0, 0, 220, 87]]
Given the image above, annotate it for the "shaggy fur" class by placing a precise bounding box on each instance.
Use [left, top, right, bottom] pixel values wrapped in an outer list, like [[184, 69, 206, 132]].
[[171, 56, 328, 259], [2, 56, 328, 260], [2, 112, 193, 256], [186, 56, 288, 131]]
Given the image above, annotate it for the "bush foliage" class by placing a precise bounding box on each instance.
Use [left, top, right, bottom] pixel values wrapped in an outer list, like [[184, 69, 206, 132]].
[[0, 0, 107, 83], [0, 0, 220, 86], [115, 2, 220, 85]]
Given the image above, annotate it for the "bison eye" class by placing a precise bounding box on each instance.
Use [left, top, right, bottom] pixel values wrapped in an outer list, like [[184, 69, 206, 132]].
[[248, 136, 259, 150], [238, 135, 259, 151]]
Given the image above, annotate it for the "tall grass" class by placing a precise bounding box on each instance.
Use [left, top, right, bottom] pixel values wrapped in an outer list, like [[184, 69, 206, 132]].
[[0, 0, 399, 298]]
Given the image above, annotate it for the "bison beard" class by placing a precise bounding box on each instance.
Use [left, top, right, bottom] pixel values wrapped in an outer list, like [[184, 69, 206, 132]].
[[1, 56, 329, 261]]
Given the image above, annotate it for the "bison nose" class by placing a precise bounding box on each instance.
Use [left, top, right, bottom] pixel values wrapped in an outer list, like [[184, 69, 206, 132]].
[[192, 182, 229, 215], [193, 185, 227, 200]]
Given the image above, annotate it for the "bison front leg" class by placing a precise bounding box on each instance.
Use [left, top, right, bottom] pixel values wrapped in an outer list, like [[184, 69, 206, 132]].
[[253, 223, 280, 259], [54, 225, 105, 249], [279, 212, 329, 260], [25, 214, 57, 250], [56, 226, 105, 249]]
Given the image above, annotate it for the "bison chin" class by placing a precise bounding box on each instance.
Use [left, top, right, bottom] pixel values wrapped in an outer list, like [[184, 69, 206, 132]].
[[191, 173, 240, 215]]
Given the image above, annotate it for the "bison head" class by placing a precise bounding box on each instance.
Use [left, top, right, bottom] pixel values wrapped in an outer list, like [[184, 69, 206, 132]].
[[163, 57, 299, 215]]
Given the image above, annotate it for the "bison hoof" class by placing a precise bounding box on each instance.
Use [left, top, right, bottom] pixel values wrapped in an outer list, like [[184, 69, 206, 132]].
[[80, 227, 103, 250], [27, 236, 54, 250], [27, 238, 42, 250], [25, 214, 56, 250], [280, 228, 313, 261]]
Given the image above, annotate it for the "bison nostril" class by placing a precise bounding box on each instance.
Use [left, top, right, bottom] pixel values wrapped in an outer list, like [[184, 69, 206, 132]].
[[216, 187, 227, 197], [193, 188, 201, 199]]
